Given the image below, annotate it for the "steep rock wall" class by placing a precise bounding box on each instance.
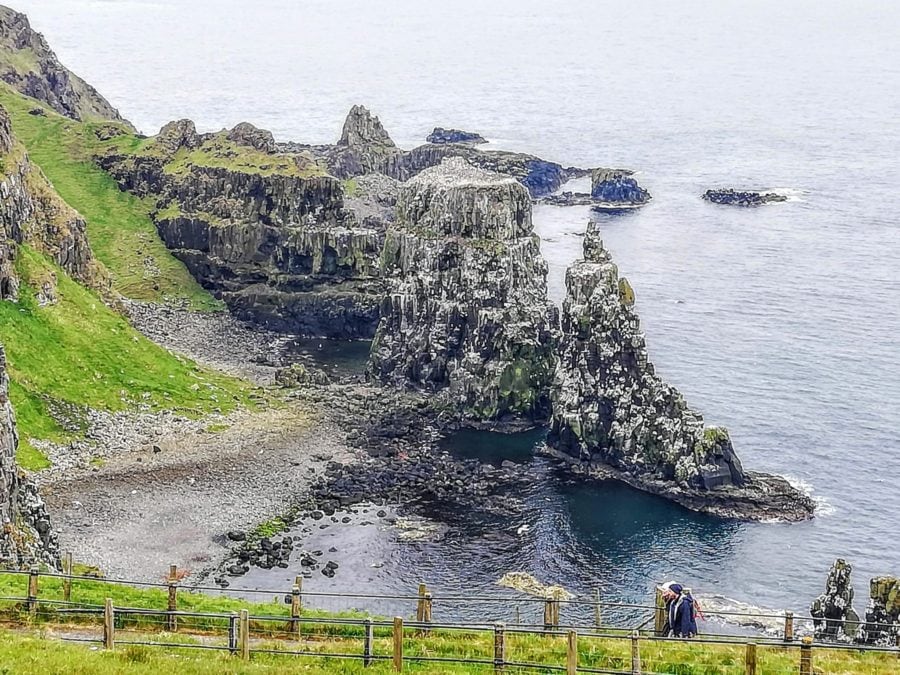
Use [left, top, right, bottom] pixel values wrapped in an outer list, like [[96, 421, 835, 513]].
[[367, 157, 558, 421], [0, 345, 59, 568]]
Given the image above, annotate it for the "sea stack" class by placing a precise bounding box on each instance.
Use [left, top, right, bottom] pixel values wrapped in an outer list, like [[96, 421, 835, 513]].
[[590, 168, 651, 206], [811, 559, 860, 640], [0, 346, 59, 568], [546, 222, 815, 521], [367, 157, 559, 421]]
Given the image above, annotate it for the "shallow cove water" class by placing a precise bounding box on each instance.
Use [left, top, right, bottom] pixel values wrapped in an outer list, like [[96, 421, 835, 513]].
[[17, 0, 900, 614]]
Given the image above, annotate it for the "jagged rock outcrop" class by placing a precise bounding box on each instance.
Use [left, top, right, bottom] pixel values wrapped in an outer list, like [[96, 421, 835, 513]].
[[0, 103, 105, 299], [367, 157, 559, 421], [0, 6, 133, 129], [858, 576, 900, 645], [426, 127, 487, 145], [590, 169, 651, 206], [546, 223, 815, 521], [811, 559, 860, 640], [0, 346, 59, 568], [99, 120, 384, 337], [281, 106, 588, 197], [702, 188, 787, 207]]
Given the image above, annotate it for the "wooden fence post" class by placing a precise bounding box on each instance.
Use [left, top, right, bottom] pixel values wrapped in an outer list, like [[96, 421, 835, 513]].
[[103, 598, 115, 650], [166, 564, 178, 632], [27, 566, 39, 615], [493, 622, 506, 672], [631, 630, 641, 674], [594, 588, 602, 629], [393, 616, 403, 672], [228, 612, 238, 655], [745, 641, 757, 675], [567, 630, 578, 675], [654, 587, 666, 636], [416, 584, 426, 622], [295, 575, 303, 614], [799, 636, 813, 675], [423, 592, 433, 634], [63, 552, 73, 602], [290, 584, 301, 637], [784, 611, 794, 642], [363, 618, 374, 667], [239, 609, 250, 660]]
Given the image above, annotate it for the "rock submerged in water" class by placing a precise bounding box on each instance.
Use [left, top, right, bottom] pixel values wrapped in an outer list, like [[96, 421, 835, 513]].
[[545, 221, 814, 521], [702, 188, 787, 207], [366, 157, 559, 422], [426, 127, 487, 145]]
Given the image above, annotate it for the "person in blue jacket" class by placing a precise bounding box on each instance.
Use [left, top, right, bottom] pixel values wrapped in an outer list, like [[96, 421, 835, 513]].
[[667, 583, 698, 637]]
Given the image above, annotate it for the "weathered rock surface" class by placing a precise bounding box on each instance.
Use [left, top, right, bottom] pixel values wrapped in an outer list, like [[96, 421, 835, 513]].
[[537, 191, 596, 207], [0, 6, 133, 129], [858, 576, 900, 645], [99, 120, 385, 338], [1, 346, 59, 568], [811, 559, 860, 640], [702, 189, 787, 207], [546, 222, 814, 521], [590, 168, 651, 206], [367, 157, 559, 421], [0, 103, 105, 300], [281, 105, 588, 197], [426, 127, 487, 145]]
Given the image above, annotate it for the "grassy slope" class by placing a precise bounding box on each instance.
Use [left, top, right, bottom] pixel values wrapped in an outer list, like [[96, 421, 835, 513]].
[[0, 573, 895, 674], [0, 83, 217, 309], [0, 247, 254, 469]]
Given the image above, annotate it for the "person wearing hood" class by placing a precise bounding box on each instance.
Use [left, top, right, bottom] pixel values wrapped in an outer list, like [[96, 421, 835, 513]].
[[666, 583, 698, 638]]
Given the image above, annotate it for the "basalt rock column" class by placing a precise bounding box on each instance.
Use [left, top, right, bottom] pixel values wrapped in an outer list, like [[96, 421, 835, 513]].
[[810, 559, 860, 640], [858, 576, 900, 645], [548, 223, 744, 489], [0, 346, 59, 568], [367, 157, 558, 421]]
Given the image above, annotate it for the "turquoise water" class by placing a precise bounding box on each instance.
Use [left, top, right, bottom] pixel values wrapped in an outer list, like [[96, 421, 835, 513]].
[[17, 0, 900, 613]]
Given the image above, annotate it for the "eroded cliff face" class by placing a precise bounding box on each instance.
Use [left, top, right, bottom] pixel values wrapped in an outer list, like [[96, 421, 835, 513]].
[[0, 6, 133, 129], [0, 103, 105, 301], [547, 223, 814, 521], [0, 346, 59, 568], [367, 157, 559, 421], [100, 119, 385, 337], [548, 224, 743, 489]]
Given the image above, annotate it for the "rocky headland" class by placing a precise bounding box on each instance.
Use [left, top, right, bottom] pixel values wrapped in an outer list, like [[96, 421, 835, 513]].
[[702, 188, 787, 207], [545, 222, 814, 521]]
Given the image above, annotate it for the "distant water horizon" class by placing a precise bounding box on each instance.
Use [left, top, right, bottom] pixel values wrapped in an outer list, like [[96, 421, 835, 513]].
[[15, 0, 900, 611]]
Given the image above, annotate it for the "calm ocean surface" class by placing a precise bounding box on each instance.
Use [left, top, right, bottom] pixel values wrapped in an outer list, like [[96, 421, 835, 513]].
[[16, 0, 900, 616]]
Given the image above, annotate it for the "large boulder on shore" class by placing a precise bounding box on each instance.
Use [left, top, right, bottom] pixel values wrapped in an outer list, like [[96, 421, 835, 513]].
[[367, 157, 559, 421]]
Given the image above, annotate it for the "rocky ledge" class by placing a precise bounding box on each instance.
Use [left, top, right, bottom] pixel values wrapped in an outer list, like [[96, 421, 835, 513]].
[[702, 188, 787, 207], [426, 127, 487, 145], [546, 222, 814, 521], [367, 157, 559, 422]]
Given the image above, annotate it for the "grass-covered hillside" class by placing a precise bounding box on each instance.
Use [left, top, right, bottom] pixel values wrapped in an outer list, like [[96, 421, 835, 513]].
[[0, 84, 217, 308]]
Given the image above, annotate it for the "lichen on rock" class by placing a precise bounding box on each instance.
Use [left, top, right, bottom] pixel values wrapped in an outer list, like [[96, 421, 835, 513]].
[[859, 576, 900, 645], [367, 157, 559, 421]]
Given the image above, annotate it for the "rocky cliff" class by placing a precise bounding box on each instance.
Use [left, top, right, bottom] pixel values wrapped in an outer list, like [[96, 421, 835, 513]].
[[0, 6, 132, 129], [99, 119, 384, 337], [0, 345, 59, 568], [0, 103, 105, 301], [811, 559, 859, 640], [367, 157, 559, 421], [546, 223, 814, 521]]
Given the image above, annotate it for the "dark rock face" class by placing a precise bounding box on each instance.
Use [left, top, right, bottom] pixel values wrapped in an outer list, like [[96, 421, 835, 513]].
[[702, 189, 787, 207], [0, 7, 133, 129], [1, 346, 59, 569], [546, 223, 814, 521], [367, 158, 559, 421], [0, 104, 104, 300], [590, 169, 651, 205], [859, 576, 900, 645], [426, 127, 487, 145], [811, 559, 860, 640]]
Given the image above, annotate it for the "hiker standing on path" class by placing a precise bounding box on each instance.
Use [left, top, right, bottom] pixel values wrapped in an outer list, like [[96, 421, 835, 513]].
[[666, 583, 698, 638]]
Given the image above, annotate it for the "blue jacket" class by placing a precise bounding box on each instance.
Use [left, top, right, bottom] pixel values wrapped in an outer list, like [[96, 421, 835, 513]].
[[668, 594, 698, 637]]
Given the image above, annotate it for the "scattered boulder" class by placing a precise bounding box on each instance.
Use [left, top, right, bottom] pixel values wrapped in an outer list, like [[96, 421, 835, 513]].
[[274, 363, 330, 388], [155, 119, 201, 156], [702, 189, 787, 207], [426, 127, 487, 145]]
